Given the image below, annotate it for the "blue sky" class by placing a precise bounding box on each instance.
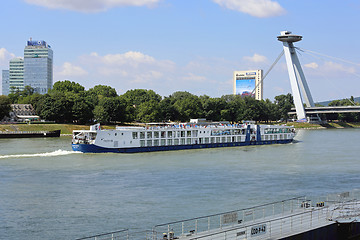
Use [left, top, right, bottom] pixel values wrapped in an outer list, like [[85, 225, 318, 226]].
[[1, 0, 360, 101]]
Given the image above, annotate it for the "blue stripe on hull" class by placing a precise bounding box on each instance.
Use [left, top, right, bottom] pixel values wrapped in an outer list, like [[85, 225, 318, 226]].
[[72, 139, 293, 153]]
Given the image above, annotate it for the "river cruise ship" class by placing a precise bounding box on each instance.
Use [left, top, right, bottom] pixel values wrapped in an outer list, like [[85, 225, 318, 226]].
[[72, 120, 295, 153]]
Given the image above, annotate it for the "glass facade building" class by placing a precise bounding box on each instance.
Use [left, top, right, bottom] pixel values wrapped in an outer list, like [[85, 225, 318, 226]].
[[9, 58, 24, 92], [2, 70, 10, 95], [1, 39, 53, 95], [24, 40, 53, 94]]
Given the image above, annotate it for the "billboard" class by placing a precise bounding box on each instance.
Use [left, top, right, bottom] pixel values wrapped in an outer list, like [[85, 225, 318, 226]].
[[27, 40, 46, 47], [235, 78, 255, 98]]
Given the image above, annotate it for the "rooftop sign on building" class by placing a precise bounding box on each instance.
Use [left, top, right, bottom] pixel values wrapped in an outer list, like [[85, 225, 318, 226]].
[[27, 40, 47, 47]]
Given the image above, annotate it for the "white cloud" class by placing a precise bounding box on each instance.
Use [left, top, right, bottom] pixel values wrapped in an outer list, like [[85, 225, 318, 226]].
[[24, 0, 161, 12], [0, 48, 16, 67], [57, 62, 88, 77], [304, 61, 356, 76], [213, 0, 286, 18], [304, 62, 318, 69], [243, 53, 268, 63], [323, 61, 356, 74], [72, 51, 176, 92], [182, 73, 207, 83], [101, 51, 156, 67]]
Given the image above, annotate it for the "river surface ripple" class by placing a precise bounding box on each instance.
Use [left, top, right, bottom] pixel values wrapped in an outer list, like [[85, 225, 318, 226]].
[[0, 128, 359, 239]]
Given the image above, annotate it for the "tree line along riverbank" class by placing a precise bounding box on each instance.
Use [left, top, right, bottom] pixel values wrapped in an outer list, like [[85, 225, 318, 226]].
[[1, 122, 360, 135]]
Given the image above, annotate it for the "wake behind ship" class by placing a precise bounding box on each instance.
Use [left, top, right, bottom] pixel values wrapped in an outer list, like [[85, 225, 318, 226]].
[[72, 120, 295, 153]]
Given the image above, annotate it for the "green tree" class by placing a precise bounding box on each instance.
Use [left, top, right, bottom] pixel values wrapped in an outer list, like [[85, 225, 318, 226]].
[[39, 92, 73, 123], [87, 85, 118, 106], [52, 80, 85, 93], [170, 91, 202, 121], [136, 100, 162, 122], [220, 95, 244, 122], [0, 95, 12, 120], [200, 95, 227, 121], [72, 96, 94, 124], [93, 97, 126, 124], [159, 97, 179, 121], [121, 89, 162, 121], [274, 93, 294, 121]]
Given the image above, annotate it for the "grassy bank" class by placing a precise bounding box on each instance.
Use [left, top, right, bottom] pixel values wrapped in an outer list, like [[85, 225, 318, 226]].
[[1, 122, 360, 135], [0, 123, 115, 135]]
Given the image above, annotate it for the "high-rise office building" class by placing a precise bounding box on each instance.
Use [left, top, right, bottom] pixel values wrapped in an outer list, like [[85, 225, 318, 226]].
[[24, 39, 53, 94], [1, 39, 53, 95], [233, 69, 263, 100], [9, 57, 25, 92], [2, 70, 9, 95]]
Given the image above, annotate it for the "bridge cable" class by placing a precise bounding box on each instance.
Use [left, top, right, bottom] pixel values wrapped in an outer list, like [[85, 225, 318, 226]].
[[296, 47, 360, 67], [296, 48, 358, 105], [251, 50, 284, 97]]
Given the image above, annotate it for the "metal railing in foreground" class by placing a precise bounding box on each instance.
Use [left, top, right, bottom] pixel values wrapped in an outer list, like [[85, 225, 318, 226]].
[[75, 229, 130, 240], [77, 190, 360, 240], [152, 196, 307, 240]]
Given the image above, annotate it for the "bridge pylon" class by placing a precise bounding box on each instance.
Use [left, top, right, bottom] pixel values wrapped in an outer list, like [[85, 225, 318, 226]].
[[277, 31, 320, 122]]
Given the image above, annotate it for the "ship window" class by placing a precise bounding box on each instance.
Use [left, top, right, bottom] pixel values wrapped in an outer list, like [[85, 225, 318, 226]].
[[180, 139, 185, 145], [161, 139, 166, 146], [181, 131, 185, 137], [147, 132, 152, 139], [227, 137, 231, 142], [237, 136, 242, 142], [192, 130, 198, 137], [167, 131, 172, 138], [140, 132, 145, 139], [140, 140, 145, 147], [115, 133, 117, 136], [167, 139, 172, 145], [222, 137, 226, 143], [154, 131, 159, 138], [205, 138, 209, 143], [161, 131, 166, 138], [274, 135, 277, 140], [216, 137, 220, 143], [147, 140, 152, 146], [154, 140, 159, 146], [211, 137, 215, 143], [187, 131, 191, 137], [132, 132, 138, 139], [174, 139, 179, 145], [186, 138, 191, 144]]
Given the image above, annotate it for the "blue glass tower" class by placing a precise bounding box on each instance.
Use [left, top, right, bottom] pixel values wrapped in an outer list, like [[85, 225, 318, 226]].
[[23, 39, 53, 94]]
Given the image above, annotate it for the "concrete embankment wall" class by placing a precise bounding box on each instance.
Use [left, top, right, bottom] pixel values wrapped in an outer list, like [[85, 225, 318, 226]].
[[279, 222, 360, 240]]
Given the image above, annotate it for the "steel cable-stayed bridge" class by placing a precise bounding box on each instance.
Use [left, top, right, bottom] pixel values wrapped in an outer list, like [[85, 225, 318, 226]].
[[276, 31, 360, 122]]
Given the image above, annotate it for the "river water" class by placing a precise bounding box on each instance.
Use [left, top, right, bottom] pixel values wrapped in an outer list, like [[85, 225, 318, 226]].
[[0, 128, 359, 239]]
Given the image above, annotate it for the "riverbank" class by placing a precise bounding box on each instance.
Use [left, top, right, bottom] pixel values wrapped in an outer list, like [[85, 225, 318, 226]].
[[1, 121, 360, 135]]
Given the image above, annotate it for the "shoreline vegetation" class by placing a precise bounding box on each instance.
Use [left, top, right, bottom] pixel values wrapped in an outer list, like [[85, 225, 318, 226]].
[[1, 122, 360, 135]]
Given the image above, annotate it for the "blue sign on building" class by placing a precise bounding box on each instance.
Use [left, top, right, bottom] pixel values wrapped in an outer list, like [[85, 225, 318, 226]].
[[27, 40, 46, 46]]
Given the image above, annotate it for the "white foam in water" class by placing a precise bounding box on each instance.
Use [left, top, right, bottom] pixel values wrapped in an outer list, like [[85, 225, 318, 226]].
[[0, 149, 79, 159]]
